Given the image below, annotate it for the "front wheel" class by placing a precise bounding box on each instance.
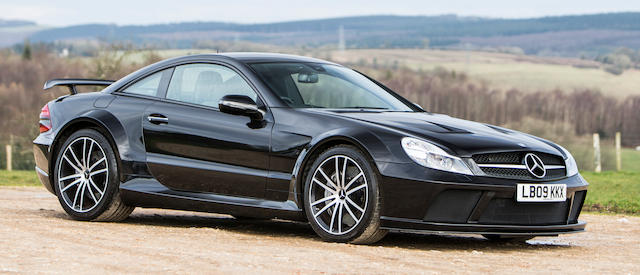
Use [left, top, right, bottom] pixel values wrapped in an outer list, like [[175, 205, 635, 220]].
[[303, 145, 387, 244], [53, 129, 134, 221]]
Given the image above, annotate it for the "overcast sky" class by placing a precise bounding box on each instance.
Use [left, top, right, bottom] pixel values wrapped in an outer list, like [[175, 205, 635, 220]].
[[2, 0, 640, 27]]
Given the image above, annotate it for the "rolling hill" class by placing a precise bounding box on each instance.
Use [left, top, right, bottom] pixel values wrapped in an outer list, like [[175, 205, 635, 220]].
[[2, 12, 638, 56], [0, 19, 45, 47]]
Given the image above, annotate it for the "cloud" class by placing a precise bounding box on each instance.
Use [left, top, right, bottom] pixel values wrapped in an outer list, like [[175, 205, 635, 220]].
[[2, 0, 640, 26], [0, 3, 68, 25]]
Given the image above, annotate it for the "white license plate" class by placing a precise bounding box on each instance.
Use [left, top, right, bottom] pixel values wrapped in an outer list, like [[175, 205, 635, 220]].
[[516, 184, 566, 202]]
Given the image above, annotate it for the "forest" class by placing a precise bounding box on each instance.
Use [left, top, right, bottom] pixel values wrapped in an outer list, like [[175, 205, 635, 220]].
[[0, 45, 638, 171]]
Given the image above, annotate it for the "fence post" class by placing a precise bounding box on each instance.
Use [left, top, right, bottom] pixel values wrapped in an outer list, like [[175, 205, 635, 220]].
[[5, 144, 11, 171], [615, 132, 622, 171], [593, 133, 601, 173]]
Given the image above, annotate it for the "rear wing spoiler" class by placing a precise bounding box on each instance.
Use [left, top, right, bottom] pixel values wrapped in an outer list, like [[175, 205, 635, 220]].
[[43, 79, 115, 95]]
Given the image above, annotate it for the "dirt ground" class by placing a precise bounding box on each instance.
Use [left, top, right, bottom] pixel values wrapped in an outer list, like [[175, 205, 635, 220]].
[[0, 186, 638, 274]]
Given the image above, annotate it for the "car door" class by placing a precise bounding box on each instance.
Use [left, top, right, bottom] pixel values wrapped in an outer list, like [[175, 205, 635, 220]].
[[110, 68, 173, 177], [142, 63, 272, 198]]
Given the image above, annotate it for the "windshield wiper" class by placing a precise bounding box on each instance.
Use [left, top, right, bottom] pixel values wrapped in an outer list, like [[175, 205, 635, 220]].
[[343, 106, 389, 110], [303, 104, 326, 108]]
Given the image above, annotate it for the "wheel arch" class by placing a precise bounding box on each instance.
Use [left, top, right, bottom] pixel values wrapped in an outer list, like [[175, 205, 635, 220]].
[[291, 129, 391, 209], [50, 110, 128, 184]]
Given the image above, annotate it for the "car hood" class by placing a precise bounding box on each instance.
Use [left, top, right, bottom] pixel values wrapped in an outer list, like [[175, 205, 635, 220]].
[[322, 110, 564, 157]]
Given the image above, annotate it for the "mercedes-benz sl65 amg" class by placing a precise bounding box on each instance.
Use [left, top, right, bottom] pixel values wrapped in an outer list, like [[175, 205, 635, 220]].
[[33, 53, 587, 244]]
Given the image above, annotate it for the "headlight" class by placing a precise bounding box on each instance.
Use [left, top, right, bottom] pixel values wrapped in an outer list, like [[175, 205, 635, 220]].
[[401, 137, 473, 175], [558, 145, 579, 176]]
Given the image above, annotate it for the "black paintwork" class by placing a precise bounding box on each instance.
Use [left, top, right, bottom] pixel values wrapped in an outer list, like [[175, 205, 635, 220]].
[[33, 53, 588, 235], [43, 79, 115, 95]]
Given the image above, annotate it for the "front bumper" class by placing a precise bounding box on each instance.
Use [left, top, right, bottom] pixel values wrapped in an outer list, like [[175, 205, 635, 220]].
[[380, 217, 586, 236], [377, 161, 588, 235]]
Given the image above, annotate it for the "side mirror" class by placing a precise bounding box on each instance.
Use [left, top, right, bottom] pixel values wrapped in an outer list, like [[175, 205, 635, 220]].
[[219, 95, 265, 121]]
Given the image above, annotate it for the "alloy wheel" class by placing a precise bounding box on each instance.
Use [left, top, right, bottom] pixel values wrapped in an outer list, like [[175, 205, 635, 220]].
[[309, 155, 369, 235], [57, 137, 109, 213]]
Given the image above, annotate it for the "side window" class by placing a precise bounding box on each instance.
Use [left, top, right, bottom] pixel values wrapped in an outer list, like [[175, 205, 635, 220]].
[[121, 70, 165, 97], [166, 64, 257, 108]]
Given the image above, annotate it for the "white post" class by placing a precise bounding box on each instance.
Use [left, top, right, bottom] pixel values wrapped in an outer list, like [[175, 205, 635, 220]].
[[616, 132, 622, 171], [5, 144, 11, 171], [593, 133, 601, 173]]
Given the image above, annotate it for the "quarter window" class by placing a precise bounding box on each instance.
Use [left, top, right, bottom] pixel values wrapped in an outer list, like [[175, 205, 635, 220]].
[[121, 70, 165, 97], [166, 64, 257, 108]]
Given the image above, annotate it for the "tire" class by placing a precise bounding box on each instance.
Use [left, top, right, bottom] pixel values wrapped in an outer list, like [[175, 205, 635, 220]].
[[303, 145, 387, 244], [53, 129, 134, 221], [482, 234, 535, 242]]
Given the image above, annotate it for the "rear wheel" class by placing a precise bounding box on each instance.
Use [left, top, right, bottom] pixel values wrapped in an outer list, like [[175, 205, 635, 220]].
[[304, 145, 387, 244], [54, 129, 134, 221]]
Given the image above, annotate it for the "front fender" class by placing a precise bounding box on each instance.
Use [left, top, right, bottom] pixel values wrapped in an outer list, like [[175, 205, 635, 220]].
[[307, 127, 396, 164], [288, 127, 400, 206]]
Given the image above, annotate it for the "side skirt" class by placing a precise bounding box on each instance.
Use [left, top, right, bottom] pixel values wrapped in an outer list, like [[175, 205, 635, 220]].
[[119, 178, 305, 221]]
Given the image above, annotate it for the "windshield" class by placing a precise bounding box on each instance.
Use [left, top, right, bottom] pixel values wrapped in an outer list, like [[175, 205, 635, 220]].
[[249, 62, 415, 111]]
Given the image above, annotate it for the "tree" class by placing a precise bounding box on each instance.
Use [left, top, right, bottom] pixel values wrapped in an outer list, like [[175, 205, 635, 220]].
[[21, 40, 31, 60]]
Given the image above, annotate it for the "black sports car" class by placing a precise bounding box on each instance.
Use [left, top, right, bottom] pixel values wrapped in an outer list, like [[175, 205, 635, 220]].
[[33, 53, 587, 244]]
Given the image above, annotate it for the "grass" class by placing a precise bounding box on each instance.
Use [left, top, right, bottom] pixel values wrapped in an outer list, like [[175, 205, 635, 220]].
[[0, 170, 40, 186], [588, 147, 640, 172], [622, 148, 640, 171], [327, 49, 640, 98], [582, 171, 640, 215]]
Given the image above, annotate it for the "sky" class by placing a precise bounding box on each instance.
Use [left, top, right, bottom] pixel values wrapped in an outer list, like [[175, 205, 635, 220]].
[[1, 0, 640, 27]]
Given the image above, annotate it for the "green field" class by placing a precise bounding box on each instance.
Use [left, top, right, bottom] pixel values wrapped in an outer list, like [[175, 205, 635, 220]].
[[1, 169, 638, 215], [0, 170, 39, 186], [622, 148, 640, 171], [582, 171, 640, 214], [328, 49, 640, 98], [563, 144, 640, 172]]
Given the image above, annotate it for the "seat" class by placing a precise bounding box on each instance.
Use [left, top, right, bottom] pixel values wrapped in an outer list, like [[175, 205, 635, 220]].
[[194, 71, 223, 107]]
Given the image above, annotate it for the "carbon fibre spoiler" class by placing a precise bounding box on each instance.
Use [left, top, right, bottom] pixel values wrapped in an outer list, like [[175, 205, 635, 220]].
[[43, 79, 115, 95]]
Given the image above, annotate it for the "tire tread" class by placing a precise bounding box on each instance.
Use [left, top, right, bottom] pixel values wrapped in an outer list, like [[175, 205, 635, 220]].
[[54, 128, 134, 222]]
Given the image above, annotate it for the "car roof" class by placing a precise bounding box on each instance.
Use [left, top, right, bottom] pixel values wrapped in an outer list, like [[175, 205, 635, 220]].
[[103, 52, 340, 108], [187, 52, 337, 65]]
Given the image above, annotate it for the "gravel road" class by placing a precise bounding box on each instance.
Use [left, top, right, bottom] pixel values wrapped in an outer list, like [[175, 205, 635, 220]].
[[0, 186, 638, 274]]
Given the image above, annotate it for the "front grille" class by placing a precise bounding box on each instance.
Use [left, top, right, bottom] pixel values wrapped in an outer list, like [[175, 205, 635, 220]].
[[473, 152, 521, 164], [472, 151, 566, 180], [473, 151, 564, 165], [480, 167, 533, 180], [478, 198, 569, 225]]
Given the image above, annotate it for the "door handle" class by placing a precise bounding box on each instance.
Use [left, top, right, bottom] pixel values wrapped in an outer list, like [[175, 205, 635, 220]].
[[147, 115, 169, 124]]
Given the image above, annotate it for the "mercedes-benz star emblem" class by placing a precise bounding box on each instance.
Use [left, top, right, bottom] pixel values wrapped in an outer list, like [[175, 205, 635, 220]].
[[524, 153, 546, 178]]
